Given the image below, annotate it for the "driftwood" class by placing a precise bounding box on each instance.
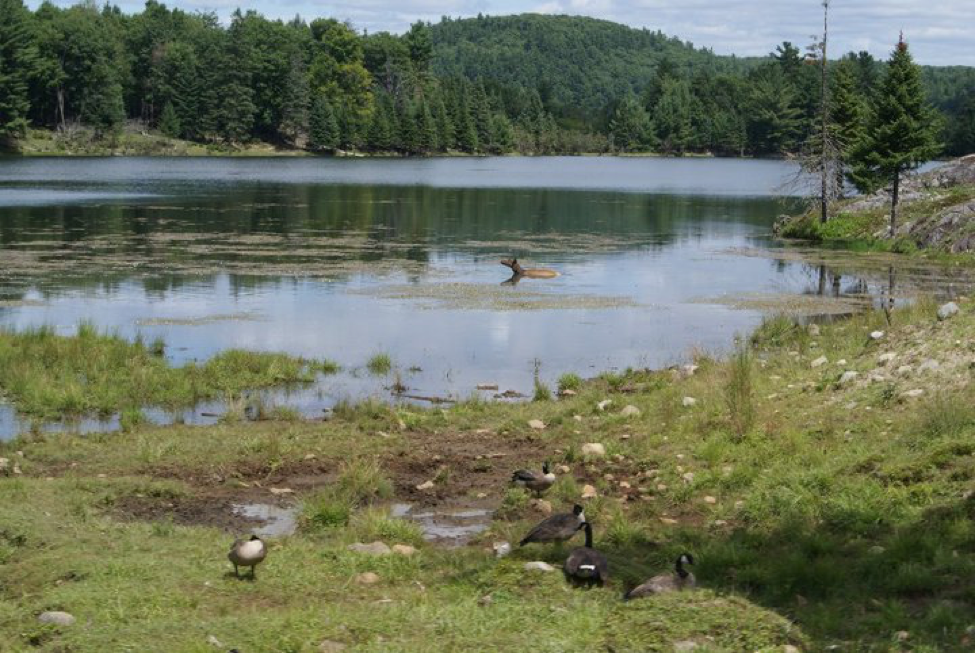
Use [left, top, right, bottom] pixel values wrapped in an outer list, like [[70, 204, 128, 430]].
[[393, 392, 456, 404]]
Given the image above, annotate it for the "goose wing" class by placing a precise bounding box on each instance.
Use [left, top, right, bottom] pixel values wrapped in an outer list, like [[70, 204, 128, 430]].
[[511, 469, 539, 483], [520, 512, 576, 544]]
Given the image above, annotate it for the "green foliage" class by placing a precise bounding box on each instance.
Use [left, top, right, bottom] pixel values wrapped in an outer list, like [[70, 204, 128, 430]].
[[158, 101, 181, 138], [0, 0, 36, 140], [301, 458, 393, 531], [309, 94, 339, 151], [557, 373, 583, 394], [725, 340, 755, 438], [366, 353, 393, 376]]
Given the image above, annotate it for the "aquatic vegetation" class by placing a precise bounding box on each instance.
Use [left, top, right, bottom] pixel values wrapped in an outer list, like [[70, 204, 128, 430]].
[[366, 352, 393, 375], [0, 325, 338, 420]]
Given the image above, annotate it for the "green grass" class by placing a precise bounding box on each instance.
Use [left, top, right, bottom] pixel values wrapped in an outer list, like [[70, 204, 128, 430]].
[[366, 352, 393, 375], [2, 297, 975, 649], [0, 324, 338, 420]]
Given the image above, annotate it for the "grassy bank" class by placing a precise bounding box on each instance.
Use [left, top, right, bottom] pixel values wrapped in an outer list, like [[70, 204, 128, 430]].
[[0, 324, 337, 420], [2, 298, 975, 650]]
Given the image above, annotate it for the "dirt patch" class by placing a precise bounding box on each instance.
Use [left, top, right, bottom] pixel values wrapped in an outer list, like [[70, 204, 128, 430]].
[[111, 493, 268, 533]]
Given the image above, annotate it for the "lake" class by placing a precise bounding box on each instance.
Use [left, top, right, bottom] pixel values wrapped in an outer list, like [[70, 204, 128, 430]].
[[0, 156, 968, 438]]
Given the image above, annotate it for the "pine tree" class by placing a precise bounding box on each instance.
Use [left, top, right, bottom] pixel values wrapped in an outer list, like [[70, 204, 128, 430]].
[[81, 60, 125, 139], [850, 37, 941, 235], [366, 98, 393, 152], [308, 94, 338, 151], [489, 113, 514, 153], [830, 60, 865, 188], [279, 54, 310, 146], [455, 92, 477, 153], [470, 81, 492, 152], [0, 0, 36, 141], [159, 100, 181, 138], [653, 79, 693, 153], [416, 100, 437, 153], [433, 95, 454, 151], [609, 93, 651, 152]]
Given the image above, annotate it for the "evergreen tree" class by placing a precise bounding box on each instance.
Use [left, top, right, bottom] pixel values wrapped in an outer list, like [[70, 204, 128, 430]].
[[308, 94, 338, 150], [470, 81, 491, 152], [366, 97, 393, 151], [0, 0, 37, 141], [609, 93, 651, 152], [158, 100, 181, 138], [489, 113, 515, 153], [433, 95, 454, 151], [830, 60, 866, 188], [850, 37, 941, 235], [81, 59, 125, 138], [747, 66, 802, 154], [653, 79, 693, 153], [949, 95, 975, 156], [416, 100, 437, 153], [454, 92, 477, 153], [279, 54, 310, 145]]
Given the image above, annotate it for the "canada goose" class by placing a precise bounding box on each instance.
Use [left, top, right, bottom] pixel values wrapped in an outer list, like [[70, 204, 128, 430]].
[[564, 522, 609, 586], [625, 553, 696, 599], [519, 504, 585, 546], [228, 535, 267, 578], [511, 462, 556, 495]]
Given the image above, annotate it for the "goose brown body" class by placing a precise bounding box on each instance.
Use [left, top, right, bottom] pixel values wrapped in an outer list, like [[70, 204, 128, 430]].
[[519, 504, 585, 546], [625, 553, 696, 599], [229, 535, 267, 578]]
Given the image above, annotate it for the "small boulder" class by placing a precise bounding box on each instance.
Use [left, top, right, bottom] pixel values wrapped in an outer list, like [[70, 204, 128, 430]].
[[596, 399, 613, 411], [391, 544, 416, 557], [672, 641, 699, 652], [682, 472, 695, 483], [902, 389, 925, 399], [37, 611, 75, 627], [528, 419, 546, 430], [870, 330, 885, 340], [415, 480, 435, 491], [269, 487, 294, 495], [681, 396, 697, 408], [581, 442, 606, 457], [659, 517, 679, 525], [556, 464, 571, 474], [703, 495, 717, 504], [319, 641, 347, 652], [348, 541, 391, 556], [559, 389, 577, 397], [355, 572, 381, 585], [896, 365, 913, 376], [807, 324, 821, 336], [0, 458, 9, 474], [620, 405, 641, 417], [811, 356, 828, 369], [937, 302, 960, 321], [493, 541, 511, 558], [918, 359, 940, 373], [523, 561, 556, 572], [619, 481, 632, 490], [877, 352, 897, 366], [838, 371, 859, 385], [581, 484, 598, 499]]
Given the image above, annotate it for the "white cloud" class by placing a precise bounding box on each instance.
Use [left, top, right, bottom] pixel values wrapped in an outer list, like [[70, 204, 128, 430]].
[[26, 0, 974, 65]]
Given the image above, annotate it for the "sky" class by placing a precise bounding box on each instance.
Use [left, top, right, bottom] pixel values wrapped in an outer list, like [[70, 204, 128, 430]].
[[29, 0, 975, 66]]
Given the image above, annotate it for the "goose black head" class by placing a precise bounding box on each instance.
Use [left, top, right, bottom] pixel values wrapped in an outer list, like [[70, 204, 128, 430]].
[[542, 461, 550, 474], [572, 504, 584, 515], [250, 535, 262, 542], [678, 553, 694, 565]]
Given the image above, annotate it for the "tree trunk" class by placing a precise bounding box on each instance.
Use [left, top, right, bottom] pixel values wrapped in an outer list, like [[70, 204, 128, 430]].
[[889, 169, 900, 237], [819, 0, 829, 224], [56, 87, 66, 132]]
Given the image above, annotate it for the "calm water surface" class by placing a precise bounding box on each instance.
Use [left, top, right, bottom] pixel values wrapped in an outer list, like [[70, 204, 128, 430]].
[[0, 156, 967, 439]]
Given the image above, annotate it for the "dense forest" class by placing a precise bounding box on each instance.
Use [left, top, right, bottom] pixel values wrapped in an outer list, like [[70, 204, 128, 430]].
[[0, 2, 973, 157]]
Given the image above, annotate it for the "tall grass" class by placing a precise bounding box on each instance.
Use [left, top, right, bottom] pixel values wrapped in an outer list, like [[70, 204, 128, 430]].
[[302, 459, 393, 531], [366, 352, 393, 375], [725, 340, 755, 439], [0, 325, 338, 420]]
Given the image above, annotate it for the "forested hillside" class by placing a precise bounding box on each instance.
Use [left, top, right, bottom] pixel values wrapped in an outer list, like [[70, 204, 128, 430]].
[[0, 2, 972, 157]]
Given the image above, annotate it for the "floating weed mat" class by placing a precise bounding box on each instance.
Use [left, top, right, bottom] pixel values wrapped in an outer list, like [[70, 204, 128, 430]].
[[693, 292, 873, 316], [354, 282, 644, 311], [134, 312, 267, 326]]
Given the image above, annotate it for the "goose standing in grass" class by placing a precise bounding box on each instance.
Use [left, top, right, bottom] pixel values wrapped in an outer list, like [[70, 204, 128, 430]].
[[564, 522, 609, 586], [625, 553, 696, 599], [511, 462, 556, 496], [519, 504, 585, 546], [228, 535, 267, 579]]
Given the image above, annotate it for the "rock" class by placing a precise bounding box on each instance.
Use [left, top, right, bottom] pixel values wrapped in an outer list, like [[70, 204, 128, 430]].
[[581, 484, 598, 499], [838, 371, 859, 385], [620, 405, 641, 417], [896, 630, 910, 642], [811, 356, 828, 368], [918, 359, 940, 373], [619, 481, 631, 490], [528, 419, 546, 430], [391, 544, 416, 557], [355, 572, 380, 585], [659, 517, 679, 525], [348, 541, 391, 556], [902, 389, 925, 399], [896, 365, 913, 376], [807, 324, 821, 336], [269, 487, 294, 495], [682, 472, 695, 483], [672, 641, 699, 652], [556, 464, 571, 474], [703, 495, 717, 504], [559, 389, 577, 397], [783, 646, 801, 653], [477, 594, 493, 606], [573, 415, 583, 422], [836, 359, 847, 366], [207, 635, 224, 647], [656, 483, 668, 491], [870, 330, 885, 340], [680, 364, 699, 377], [603, 473, 615, 481], [681, 396, 697, 407], [476, 492, 488, 499], [476, 383, 499, 391], [0, 458, 8, 474], [877, 352, 897, 365], [319, 640, 347, 652], [415, 480, 435, 491], [581, 442, 606, 457], [493, 541, 511, 558], [37, 611, 75, 627], [596, 399, 613, 411], [868, 374, 887, 383], [523, 561, 556, 572], [530, 499, 552, 515], [937, 302, 960, 320]]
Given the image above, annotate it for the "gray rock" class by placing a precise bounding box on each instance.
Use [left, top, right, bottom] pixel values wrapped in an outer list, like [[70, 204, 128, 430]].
[[523, 561, 556, 572], [877, 352, 897, 366], [807, 324, 821, 336], [938, 302, 960, 320], [902, 389, 925, 399], [620, 405, 641, 417], [348, 541, 391, 556], [681, 396, 697, 407], [811, 356, 828, 369], [37, 611, 75, 626], [672, 642, 699, 652], [838, 371, 859, 385], [581, 442, 606, 457], [918, 359, 941, 373]]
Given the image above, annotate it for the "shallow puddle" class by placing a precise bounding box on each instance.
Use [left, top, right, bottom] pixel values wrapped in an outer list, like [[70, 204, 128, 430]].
[[231, 503, 298, 537], [391, 503, 492, 546]]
